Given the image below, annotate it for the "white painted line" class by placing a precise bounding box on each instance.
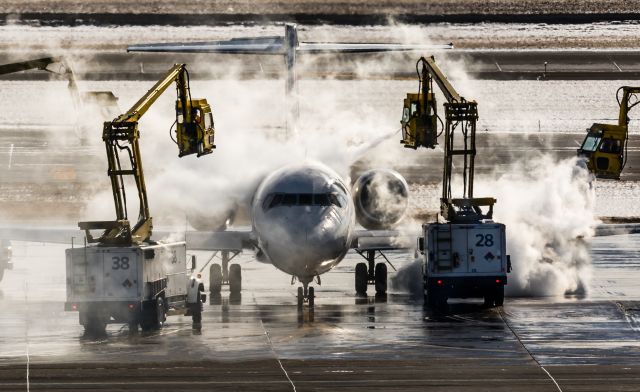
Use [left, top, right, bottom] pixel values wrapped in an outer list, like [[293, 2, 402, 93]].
[[260, 319, 296, 392]]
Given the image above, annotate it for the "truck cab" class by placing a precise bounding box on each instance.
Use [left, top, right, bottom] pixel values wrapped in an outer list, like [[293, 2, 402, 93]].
[[577, 123, 625, 179]]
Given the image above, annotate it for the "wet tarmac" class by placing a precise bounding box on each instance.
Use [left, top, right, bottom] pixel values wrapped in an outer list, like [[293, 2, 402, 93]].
[[0, 234, 639, 390]]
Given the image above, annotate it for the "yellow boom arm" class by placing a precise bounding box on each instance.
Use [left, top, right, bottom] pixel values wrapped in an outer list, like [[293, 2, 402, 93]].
[[79, 63, 215, 246]]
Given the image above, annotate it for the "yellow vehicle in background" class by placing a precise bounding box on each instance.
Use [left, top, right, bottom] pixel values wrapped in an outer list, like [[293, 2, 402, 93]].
[[577, 86, 640, 179]]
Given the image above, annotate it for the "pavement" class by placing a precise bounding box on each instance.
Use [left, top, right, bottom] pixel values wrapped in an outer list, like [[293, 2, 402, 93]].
[[0, 233, 639, 390], [2, 50, 640, 81]]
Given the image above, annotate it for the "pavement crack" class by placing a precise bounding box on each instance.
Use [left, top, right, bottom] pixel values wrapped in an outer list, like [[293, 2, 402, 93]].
[[498, 308, 564, 392], [259, 319, 296, 392]]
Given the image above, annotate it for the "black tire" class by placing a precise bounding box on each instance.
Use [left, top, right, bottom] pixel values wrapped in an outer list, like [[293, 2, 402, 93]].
[[210, 264, 223, 293], [374, 263, 387, 294], [83, 313, 106, 335], [495, 286, 505, 306], [140, 299, 159, 331], [156, 297, 166, 328], [425, 285, 437, 308], [483, 293, 495, 307], [308, 287, 315, 307], [128, 321, 139, 334], [229, 264, 242, 294], [355, 262, 368, 295], [297, 287, 304, 308]]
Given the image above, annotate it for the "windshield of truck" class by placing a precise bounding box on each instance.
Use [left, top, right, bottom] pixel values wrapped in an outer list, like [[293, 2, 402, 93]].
[[580, 135, 601, 152]]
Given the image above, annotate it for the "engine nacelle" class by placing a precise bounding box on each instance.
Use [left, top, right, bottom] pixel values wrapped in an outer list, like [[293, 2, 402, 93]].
[[352, 169, 409, 230], [187, 205, 237, 232]]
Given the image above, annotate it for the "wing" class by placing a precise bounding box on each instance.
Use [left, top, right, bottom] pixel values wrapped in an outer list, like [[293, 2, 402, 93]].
[[153, 229, 255, 251], [0, 226, 84, 244], [351, 229, 418, 251], [128, 37, 285, 54]]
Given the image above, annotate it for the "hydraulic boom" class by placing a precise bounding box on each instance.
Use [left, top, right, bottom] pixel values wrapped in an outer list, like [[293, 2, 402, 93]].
[[79, 63, 216, 246], [401, 56, 494, 222]]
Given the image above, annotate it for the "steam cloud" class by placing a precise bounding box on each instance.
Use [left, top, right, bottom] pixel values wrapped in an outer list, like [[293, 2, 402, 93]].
[[476, 156, 597, 297]]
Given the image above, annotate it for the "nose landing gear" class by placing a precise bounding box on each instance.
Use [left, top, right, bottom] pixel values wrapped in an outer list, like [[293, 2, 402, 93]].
[[297, 283, 315, 308]]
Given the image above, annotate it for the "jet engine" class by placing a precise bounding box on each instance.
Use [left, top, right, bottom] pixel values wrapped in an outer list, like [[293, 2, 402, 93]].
[[188, 204, 238, 232], [351, 169, 409, 230]]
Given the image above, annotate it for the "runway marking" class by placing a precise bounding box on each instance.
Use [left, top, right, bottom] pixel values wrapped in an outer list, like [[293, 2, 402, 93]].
[[615, 302, 640, 333], [255, 294, 296, 392], [499, 309, 564, 392], [23, 281, 30, 392], [5, 377, 640, 387], [613, 62, 623, 72]]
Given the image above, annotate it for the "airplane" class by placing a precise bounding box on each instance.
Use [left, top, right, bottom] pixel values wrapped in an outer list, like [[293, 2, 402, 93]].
[[182, 161, 412, 306]]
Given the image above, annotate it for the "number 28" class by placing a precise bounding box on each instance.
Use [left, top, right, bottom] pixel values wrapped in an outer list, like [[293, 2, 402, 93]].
[[475, 234, 494, 247]]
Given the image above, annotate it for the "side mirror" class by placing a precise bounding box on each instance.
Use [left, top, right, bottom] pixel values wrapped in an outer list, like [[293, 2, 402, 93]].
[[418, 237, 425, 253], [507, 255, 512, 273], [190, 255, 197, 271]]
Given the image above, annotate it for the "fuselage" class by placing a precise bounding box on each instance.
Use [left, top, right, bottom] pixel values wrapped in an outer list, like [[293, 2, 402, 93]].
[[251, 163, 355, 284]]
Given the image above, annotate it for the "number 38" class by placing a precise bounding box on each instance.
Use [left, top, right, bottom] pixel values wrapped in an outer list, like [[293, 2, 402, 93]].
[[112, 256, 130, 270]]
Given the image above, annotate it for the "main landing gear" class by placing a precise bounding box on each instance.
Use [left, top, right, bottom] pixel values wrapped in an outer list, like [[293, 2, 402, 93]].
[[209, 250, 242, 295], [355, 250, 391, 296]]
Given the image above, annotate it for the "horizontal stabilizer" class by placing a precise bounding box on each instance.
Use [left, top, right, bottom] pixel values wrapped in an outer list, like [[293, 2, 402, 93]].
[[128, 37, 285, 54], [298, 42, 454, 53]]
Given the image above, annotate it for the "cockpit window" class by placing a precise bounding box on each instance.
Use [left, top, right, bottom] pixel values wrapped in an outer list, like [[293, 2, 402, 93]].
[[268, 193, 283, 209], [328, 193, 342, 208], [263, 192, 345, 210], [313, 194, 330, 206], [299, 194, 313, 205], [282, 194, 297, 206]]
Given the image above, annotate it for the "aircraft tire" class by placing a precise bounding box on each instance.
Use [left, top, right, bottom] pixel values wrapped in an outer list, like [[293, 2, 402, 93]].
[[229, 264, 242, 294], [297, 287, 304, 308], [308, 287, 315, 307], [209, 264, 223, 293], [355, 263, 368, 294], [374, 263, 387, 294]]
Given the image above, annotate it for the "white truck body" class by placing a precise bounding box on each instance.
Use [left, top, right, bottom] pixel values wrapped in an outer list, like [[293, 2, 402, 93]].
[[422, 222, 509, 305], [65, 242, 192, 327]]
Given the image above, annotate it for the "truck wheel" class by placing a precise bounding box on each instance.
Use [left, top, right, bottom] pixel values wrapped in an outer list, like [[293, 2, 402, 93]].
[[374, 263, 387, 295], [156, 297, 166, 328], [83, 314, 106, 336], [128, 321, 139, 334], [140, 300, 159, 331], [229, 264, 242, 294], [355, 262, 368, 295], [483, 294, 495, 308], [210, 264, 223, 293], [425, 291, 436, 308], [495, 287, 505, 306]]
